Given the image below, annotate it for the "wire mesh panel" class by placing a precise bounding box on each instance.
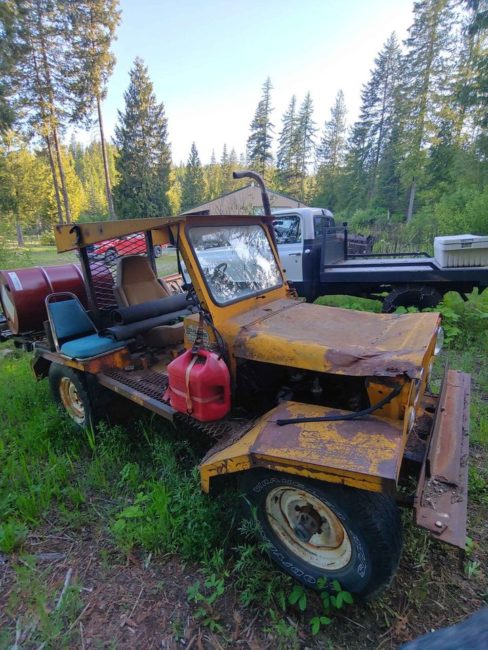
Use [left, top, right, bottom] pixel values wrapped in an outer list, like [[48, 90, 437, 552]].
[[87, 233, 150, 310], [321, 226, 346, 266]]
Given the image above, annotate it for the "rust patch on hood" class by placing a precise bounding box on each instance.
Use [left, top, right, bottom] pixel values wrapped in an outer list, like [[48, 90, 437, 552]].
[[231, 301, 439, 378]]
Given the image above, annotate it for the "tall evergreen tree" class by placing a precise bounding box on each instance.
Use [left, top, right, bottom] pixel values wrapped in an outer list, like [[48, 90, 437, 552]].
[[204, 149, 221, 200], [181, 142, 205, 211], [315, 90, 347, 208], [296, 92, 317, 199], [277, 95, 299, 195], [345, 33, 402, 210], [63, 0, 120, 219], [246, 77, 274, 178], [0, 0, 26, 132], [113, 57, 171, 218], [400, 0, 457, 219]]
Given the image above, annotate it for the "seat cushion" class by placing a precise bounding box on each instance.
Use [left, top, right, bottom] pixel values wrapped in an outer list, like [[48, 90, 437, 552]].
[[49, 299, 95, 340], [60, 334, 127, 359], [115, 255, 169, 306]]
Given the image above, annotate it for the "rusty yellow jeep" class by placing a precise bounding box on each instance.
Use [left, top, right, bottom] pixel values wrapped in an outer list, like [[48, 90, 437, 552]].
[[23, 185, 469, 599]]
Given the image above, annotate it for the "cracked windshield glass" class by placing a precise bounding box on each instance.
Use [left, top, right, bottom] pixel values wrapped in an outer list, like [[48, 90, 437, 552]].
[[188, 225, 282, 304]]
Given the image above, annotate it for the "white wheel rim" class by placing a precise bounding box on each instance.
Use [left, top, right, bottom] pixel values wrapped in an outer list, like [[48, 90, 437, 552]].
[[265, 487, 352, 571], [59, 377, 86, 424]]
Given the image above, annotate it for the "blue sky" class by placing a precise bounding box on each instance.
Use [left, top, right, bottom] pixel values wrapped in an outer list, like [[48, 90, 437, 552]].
[[84, 0, 415, 163]]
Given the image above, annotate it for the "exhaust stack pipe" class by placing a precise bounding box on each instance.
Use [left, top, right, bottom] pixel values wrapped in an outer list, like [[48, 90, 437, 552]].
[[232, 170, 272, 217]]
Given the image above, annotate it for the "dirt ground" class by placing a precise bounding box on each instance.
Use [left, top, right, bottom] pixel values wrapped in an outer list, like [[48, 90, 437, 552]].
[[1, 495, 486, 650]]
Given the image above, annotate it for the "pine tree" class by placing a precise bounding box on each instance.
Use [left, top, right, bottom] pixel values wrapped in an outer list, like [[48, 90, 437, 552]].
[[204, 149, 221, 200], [0, 0, 26, 132], [62, 0, 121, 218], [181, 142, 205, 211], [220, 144, 233, 194], [401, 0, 458, 219], [246, 77, 273, 178], [315, 90, 347, 208], [9, 0, 76, 223], [345, 33, 402, 210], [295, 92, 317, 200], [113, 57, 172, 218], [277, 95, 299, 195]]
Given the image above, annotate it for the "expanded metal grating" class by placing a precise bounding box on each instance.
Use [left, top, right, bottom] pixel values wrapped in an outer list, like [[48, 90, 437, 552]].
[[88, 232, 151, 310], [104, 368, 169, 401]]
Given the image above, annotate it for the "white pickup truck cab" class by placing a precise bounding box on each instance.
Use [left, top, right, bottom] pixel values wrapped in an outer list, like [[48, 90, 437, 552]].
[[272, 207, 335, 297]]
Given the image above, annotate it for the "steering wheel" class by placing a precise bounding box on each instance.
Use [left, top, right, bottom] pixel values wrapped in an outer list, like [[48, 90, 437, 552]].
[[213, 262, 228, 275]]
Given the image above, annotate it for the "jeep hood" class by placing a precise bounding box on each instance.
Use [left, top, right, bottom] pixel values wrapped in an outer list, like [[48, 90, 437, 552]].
[[229, 299, 439, 378]]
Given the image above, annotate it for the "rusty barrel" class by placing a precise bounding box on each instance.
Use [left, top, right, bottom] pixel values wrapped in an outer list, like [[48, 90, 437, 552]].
[[0, 264, 88, 334]]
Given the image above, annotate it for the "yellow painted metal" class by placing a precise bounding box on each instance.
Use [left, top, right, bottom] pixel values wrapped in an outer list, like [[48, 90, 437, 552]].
[[54, 216, 185, 252], [177, 215, 289, 323], [223, 300, 439, 380], [200, 400, 405, 494]]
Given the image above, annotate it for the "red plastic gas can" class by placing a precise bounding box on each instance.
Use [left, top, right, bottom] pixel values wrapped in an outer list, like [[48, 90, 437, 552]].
[[166, 349, 231, 422]]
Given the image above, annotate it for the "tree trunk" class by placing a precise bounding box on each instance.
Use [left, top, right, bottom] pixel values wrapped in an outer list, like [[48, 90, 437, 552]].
[[34, 3, 72, 223], [45, 134, 64, 224], [51, 126, 72, 223], [406, 180, 416, 222], [15, 215, 25, 247], [97, 95, 116, 219]]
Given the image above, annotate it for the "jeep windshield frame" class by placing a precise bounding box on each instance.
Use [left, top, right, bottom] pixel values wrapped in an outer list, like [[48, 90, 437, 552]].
[[186, 223, 283, 306]]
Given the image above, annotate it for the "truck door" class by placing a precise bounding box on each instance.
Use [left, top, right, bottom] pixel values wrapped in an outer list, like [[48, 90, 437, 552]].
[[274, 215, 303, 284]]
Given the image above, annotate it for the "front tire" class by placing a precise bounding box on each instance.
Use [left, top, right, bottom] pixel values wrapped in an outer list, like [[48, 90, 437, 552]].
[[241, 471, 402, 599]]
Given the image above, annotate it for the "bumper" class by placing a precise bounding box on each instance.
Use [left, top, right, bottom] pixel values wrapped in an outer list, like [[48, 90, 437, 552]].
[[415, 369, 471, 549]]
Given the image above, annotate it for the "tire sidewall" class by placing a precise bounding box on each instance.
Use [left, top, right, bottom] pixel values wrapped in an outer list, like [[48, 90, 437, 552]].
[[246, 474, 374, 594], [49, 363, 92, 428]]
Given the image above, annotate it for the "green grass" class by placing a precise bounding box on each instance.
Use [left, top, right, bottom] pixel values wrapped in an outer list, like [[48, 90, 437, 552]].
[[3, 241, 178, 277], [1, 290, 487, 645]]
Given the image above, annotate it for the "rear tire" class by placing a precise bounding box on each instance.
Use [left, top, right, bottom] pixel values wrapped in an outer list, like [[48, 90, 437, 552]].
[[240, 471, 402, 599], [382, 285, 441, 313], [153, 245, 162, 258], [49, 363, 102, 429]]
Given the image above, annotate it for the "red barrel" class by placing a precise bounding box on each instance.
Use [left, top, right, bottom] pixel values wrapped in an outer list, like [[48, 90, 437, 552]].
[[0, 264, 87, 334], [166, 349, 231, 422]]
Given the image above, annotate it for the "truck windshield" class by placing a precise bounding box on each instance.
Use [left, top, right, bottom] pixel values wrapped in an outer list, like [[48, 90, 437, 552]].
[[188, 224, 282, 304]]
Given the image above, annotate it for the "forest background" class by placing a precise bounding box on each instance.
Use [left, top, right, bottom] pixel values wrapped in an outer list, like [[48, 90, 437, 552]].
[[0, 0, 487, 254]]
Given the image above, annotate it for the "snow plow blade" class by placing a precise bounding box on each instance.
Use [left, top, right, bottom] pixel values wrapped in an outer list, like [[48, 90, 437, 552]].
[[415, 370, 471, 549]]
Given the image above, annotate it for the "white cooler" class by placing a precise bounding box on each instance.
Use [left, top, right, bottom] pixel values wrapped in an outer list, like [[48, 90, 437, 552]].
[[434, 234, 488, 268]]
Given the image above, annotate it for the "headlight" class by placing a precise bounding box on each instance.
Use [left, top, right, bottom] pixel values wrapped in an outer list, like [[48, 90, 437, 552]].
[[434, 327, 444, 355]]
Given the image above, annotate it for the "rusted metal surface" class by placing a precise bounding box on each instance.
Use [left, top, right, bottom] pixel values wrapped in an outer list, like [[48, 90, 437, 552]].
[[230, 300, 439, 379], [97, 368, 175, 421], [36, 346, 132, 374], [54, 217, 184, 253], [200, 400, 405, 493], [415, 370, 471, 549]]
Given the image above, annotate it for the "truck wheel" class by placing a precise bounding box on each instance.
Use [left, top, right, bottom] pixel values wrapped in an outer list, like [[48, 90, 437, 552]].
[[241, 471, 402, 599], [104, 248, 117, 263], [49, 363, 101, 428], [153, 245, 162, 258], [382, 285, 441, 313]]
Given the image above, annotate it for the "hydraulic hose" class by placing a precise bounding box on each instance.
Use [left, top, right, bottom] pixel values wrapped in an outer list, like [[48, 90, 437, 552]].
[[276, 383, 403, 426]]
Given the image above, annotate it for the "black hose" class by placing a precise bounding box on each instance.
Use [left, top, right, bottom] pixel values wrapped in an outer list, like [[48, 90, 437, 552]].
[[276, 383, 403, 426]]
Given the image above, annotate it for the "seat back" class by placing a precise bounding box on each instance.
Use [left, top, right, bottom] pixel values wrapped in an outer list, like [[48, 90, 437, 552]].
[[115, 255, 170, 307], [46, 292, 96, 351]]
